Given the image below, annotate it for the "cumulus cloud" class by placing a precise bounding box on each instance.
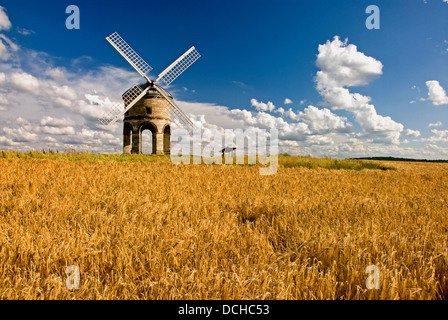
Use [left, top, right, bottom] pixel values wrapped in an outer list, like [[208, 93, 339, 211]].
[[275, 107, 285, 115], [0, 8, 18, 61], [283, 105, 352, 134], [9, 71, 42, 93], [45, 67, 67, 80], [0, 94, 8, 110], [0, 6, 11, 31], [37, 126, 76, 135], [6, 71, 79, 110], [250, 98, 276, 112], [178, 99, 353, 152], [284, 98, 293, 105], [40, 116, 76, 128], [425, 80, 448, 106], [315, 37, 383, 89], [0, 34, 18, 61], [3, 126, 38, 142], [404, 129, 421, 138], [429, 121, 442, 128], [423, 129, 448, 143], [178, 99, 336, 146], [315, 36, 404, 145]]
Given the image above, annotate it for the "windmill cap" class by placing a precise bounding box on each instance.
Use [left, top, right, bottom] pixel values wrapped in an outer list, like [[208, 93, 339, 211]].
[[122, 83, 173, 100]]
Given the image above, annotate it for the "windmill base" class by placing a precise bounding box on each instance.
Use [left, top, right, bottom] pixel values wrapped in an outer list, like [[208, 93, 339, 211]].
[[123, 119, 171, 155]]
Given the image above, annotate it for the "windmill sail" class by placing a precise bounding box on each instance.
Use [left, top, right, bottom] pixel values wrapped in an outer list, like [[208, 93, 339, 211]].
[[156, 46, 201, 86], [122, 83, 149, 106], [106, 32, 153, 82], [98, 86, 150, 127]]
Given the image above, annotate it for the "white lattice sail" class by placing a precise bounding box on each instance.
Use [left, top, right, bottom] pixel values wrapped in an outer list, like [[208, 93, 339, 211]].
[[122, 83, 147, 106], [106, 32, 153, 81], [157, 47, 201, 86], [98, 103, 124, 126], [99, 87, 150, 127]]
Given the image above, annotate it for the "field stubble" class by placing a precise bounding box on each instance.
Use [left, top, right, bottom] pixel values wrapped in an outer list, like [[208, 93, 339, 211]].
[[0, 156, 447, 299]]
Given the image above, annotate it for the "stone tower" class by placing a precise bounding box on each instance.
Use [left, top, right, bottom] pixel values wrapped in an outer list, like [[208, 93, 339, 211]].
[[123, 84, 171, 155]]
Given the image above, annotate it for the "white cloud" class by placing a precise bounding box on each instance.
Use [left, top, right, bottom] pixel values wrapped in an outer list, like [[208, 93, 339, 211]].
[[0, 6, 11, 31], [40, 116, 76, 127], [37, 126, 76, 135], [45, 67, 67, 80], [178, 100, 312, 143], [429, 121, 442, 127], [176, 101, 246, 130], [6, 71, 79, 110], [250, 98, 276, 112], [283, 105, 352, 134], [404, 129, 421, 138], [315, 36, 404, 145], [425, 80, 448, 106], [178, 99, 352, 149], [284, 98, 293, 105], [3, 126, 38, 142], [16, 27, 35, 36], [315, 36, 383, 89], [275, 107, 285, 114], [0, 7, 18, 61], [9, 71, 41, 93], [0, 34, 18, 60], [0, 94, 8, 110], [424, 129, 448, 143]]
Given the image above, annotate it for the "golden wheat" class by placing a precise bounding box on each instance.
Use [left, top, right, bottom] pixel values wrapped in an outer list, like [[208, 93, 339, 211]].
[[0, 157, 447, 299]]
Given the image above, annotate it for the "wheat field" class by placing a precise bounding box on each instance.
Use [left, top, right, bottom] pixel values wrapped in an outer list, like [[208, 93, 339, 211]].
[[0, 154, 447, 299]]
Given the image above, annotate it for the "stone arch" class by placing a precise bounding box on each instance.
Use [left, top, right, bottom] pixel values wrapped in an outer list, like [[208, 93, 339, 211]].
[[139, 122, 157, 155]]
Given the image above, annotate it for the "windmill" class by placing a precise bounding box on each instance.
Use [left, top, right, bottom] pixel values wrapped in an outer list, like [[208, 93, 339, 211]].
[[99, 32, 200, 154]]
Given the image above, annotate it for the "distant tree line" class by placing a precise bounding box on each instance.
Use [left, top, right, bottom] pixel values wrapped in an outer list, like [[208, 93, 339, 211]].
[[351, 157, 448, 163]]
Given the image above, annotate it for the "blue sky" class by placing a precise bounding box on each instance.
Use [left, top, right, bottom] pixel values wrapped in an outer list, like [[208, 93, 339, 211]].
[[1, 0, 448, 158]]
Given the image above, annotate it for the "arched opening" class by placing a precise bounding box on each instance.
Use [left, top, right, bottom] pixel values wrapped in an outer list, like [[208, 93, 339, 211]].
[[142, 131, 154, 154], [140, 122, 157, 155], [163, 125, 171, 154], [123, 122, 133, 154]]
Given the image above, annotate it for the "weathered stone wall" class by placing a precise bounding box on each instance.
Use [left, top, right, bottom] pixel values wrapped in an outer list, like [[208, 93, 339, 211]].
[[123, 91, 171, 155]]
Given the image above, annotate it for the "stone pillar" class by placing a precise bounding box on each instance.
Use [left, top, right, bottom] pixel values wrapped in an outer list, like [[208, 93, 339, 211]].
[[132, 131, 141, 154], [123, 122, 133, 154], [155, 132, 164, 155], [123, 132, 131, 155], [163, 131, 170, 154]]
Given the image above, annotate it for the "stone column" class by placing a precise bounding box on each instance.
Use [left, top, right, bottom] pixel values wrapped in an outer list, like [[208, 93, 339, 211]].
[[163, 131, 170, 154], [123, 133, 131, 155], [132, 131, 141, 154], [155, 132, 164, 155]]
